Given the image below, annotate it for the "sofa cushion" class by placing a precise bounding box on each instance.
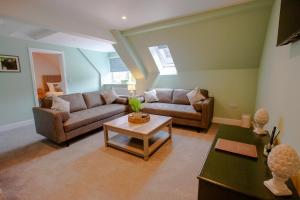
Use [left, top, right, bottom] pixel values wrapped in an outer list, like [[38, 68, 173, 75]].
[[155, 88, 174, 103], [101, 89, 119, 104], [82, 91, 105, 108], [114, 97, 128, 105], [142, 103, 201, 121], [172, 89, 191, 105], [63, 104, 127, 132], [59, 93, 87, 113]]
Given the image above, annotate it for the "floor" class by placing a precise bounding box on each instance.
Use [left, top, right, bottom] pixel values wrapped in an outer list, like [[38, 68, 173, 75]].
[[0, 123, 217, 200]]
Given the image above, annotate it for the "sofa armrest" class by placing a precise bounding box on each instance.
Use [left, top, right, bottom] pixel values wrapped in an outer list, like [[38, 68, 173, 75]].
[[200, 97, 214, 129], [32, 107, 66, 144], [114, 97, 128, 105]]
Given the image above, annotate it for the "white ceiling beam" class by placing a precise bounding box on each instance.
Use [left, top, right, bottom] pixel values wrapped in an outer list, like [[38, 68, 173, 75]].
[[29, 29, 57, 40], [111, 30, 148, 80]]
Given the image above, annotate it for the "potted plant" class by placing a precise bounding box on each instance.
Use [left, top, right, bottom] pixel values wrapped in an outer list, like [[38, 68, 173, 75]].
[[128, 97, 150, 123], [129, 97, 142, 113]]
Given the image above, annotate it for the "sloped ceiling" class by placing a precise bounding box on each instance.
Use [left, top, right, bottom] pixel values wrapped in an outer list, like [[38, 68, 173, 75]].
[[122, 0, 273, 75], [0, 0, 251, 42], [0, 17, 115, 52]]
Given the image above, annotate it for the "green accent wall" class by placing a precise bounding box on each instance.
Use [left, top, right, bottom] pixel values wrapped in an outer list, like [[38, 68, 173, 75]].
[[0, 35, 110, 125], [122, 1, 272, 119], [142, 69, 258, 119], [256, 0, 300, 155]]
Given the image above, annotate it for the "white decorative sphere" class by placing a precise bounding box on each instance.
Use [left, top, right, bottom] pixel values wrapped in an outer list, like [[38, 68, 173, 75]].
[[254, 108, 269, 125], [268, 144, 300, 178]]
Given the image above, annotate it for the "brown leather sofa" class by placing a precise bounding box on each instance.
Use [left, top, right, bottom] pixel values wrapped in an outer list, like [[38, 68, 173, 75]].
[[32, 92, 128, 144], [141, 88, 214, 130]]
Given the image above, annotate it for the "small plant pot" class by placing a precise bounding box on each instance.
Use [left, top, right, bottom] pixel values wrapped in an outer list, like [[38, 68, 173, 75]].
[[128, 112, 150, 124]]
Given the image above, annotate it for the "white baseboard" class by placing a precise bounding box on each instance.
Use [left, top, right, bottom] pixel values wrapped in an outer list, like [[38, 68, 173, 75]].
[[213, 117, 242, 127], [0, 119, 34, 133]]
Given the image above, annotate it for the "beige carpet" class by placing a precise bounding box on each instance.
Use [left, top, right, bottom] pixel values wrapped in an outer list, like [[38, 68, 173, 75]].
[[0, 124, 217, 200]]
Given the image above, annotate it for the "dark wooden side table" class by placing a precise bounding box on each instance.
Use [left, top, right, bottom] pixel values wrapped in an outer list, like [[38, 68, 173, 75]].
[[198, 125, 299, 200]]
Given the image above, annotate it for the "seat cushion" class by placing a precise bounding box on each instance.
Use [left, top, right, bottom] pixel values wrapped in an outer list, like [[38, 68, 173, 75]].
[[155, 88, 174, 103], [63, 104, 127, 132], [82, 91, 105, 108], [172, 89, 191, 105], [142, 103, 201, 121], [59, 93, 87, 113]]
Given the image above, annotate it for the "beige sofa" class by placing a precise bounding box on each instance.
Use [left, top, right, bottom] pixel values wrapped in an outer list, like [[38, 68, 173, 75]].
[[32, 92, 128, 145], [141, 88, 214, 130]]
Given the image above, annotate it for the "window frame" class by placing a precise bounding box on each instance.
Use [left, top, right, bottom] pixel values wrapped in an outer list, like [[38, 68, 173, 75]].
[[149, 45, 177, 75]]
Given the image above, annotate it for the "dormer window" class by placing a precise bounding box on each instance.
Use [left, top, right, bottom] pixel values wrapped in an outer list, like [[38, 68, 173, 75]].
[[149, 45, 177, 75]]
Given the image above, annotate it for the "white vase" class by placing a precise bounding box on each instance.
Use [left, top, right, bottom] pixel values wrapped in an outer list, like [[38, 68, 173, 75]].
[[253, 108, 269, 135]]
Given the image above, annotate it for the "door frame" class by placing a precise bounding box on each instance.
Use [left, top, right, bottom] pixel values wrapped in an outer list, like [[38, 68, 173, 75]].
[[28, 48, 68, 106]]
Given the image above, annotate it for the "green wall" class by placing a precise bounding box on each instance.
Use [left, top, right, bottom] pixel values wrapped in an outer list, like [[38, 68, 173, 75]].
[[122, 1, 272, 119], [256, 0, 300, 155], [0, 35, 110, 125], [141, 69, 258, 119]]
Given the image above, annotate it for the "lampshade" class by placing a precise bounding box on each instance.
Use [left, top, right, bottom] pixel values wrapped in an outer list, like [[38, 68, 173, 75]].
[[127, 84, 136, 91]]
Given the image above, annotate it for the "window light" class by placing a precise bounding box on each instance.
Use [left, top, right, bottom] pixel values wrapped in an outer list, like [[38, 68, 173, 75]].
[[149, 45, 177, 75]]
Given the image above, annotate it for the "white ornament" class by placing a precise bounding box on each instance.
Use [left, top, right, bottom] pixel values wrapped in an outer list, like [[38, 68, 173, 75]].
[[253, 108, 269, 135], [264, 144, 300, 196]]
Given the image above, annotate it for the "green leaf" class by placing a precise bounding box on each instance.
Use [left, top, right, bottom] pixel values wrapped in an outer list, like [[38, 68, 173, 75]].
[[128, 97, 142, 112]]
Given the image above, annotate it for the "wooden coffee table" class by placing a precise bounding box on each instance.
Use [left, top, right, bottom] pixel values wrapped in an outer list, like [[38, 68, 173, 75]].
[[103, 114, 172, 160]]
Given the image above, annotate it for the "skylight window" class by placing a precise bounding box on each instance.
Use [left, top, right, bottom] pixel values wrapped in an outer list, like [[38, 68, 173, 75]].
[[149, 45, 177, 75]]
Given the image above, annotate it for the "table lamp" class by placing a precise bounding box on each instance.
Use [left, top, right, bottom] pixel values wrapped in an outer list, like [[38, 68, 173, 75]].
[[128, 84, 136, 96]]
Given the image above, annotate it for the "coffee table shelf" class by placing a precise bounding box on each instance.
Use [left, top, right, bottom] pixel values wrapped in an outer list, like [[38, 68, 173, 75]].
[[107, 131, 170, 158], [103, 114, 172, 160]]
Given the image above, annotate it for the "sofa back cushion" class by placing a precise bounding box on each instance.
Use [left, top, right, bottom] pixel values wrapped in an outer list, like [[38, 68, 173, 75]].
[[172, 89, 191, 105], [59, 93, 87, 112], [155, 88, 174, 103], [82, 91, 104, 108]]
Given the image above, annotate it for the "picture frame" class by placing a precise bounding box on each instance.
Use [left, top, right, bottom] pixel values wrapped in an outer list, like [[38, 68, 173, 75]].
[[0, 54, 21, 72]]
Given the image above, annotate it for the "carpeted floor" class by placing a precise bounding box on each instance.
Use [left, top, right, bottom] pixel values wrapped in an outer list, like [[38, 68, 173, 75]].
[[0, 124, 217, 200]]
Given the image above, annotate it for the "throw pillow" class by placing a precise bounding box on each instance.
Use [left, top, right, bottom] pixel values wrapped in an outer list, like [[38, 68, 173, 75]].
[[47, 82, 55, 92], [192, 101, 203, 112], [101, 89, 119, 104], [186, 87, 206, 105], [51, 96, 70, 113], [53, 82, 63, 92], [47, 82, 63, 92], [144, 90, 159, 103]]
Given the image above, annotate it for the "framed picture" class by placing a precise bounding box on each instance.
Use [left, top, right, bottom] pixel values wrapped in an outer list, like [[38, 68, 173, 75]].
[[0, 55, 21, 72]]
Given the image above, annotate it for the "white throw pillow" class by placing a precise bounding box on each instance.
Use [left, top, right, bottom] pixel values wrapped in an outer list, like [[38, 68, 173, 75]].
[[47, 82, 55, 92], [101, 89, 119, 104], [51, 96, 70, 113], [47, 82, 62, 92], [144, 89, 159, 103], [186, 87, 206, 105]]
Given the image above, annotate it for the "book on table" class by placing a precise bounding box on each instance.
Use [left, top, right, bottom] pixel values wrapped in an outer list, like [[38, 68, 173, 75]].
[[215, 138, 257, 158]]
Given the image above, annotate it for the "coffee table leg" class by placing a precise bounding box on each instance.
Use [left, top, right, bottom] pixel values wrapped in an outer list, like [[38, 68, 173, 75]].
[[168, 122, 172, 139], [143, 136, 149, 161], [104, 125, 108, 147]]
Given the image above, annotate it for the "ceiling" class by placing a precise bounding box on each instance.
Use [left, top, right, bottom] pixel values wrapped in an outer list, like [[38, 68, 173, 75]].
[[0, 0, 251, 43], [0, 17, 115, 52]]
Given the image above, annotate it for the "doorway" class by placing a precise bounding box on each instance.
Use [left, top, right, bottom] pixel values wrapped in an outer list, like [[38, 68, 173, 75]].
[[29, 48, 68, 106]]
